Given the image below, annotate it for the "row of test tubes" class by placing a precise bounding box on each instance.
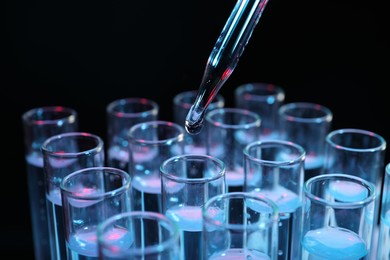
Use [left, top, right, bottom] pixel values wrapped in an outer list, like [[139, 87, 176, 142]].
[[22, 82, 387, 259]]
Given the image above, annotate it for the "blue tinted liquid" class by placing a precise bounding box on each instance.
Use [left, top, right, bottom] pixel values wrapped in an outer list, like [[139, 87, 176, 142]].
[[210, 248, 271, 260], [378, 210, 390, 259], [65, 193, 126, 259], [166, 206, 203, 260], [301, 227, 368, 259], [304, 154, 325, 181], [67, 226, 99, 259], [328, 180, 369, 203], [107, 145, 129, 172], [47, 191, 67, 259], [26, 153, 51, 260], [132, 175, 162, 213], [98, 227, 134, 258], [225, 169, 244, 193], [252, 188, 302, 260], [132, 177, 163, 249]]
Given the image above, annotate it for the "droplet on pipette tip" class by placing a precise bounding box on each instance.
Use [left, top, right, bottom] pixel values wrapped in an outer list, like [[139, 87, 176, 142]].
[[185, 119, 203, 135]]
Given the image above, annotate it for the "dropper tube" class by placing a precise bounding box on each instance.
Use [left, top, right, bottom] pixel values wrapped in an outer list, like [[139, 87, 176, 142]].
[[185, 0, 270, 135]]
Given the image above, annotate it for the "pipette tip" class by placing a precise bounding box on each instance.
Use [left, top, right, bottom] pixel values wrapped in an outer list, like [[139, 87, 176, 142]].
[[185, 119, 204, 135]]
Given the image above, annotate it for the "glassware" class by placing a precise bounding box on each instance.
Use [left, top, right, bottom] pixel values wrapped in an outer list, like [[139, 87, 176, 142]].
[[244, 140, 305, 260], [160, 154, 226, 260], [106, 97, 159, 171], [235, 82, 285, 140], [205, 107, 261, 192], [185, 0, 272, 135], [173, 90, 224, 154], [324, 128, 387, 258], [278, 102, 333, 181], [21, 106, 78, 260], [128, 120, 185, 213], [60, 167, 132, 259], [203, 192, 279, 259], [97, 211, 180, 259], [377, 163, 390, 259], [301, 173, 376, 259], [42, 132, 105, 259]]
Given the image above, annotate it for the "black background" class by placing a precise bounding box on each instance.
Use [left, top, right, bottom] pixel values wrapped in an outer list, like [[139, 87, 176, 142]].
[[4, 0, 389, 258]]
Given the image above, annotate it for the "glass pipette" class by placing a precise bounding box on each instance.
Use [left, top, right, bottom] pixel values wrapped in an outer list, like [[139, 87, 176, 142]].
[[185, 0, 271, 135]]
